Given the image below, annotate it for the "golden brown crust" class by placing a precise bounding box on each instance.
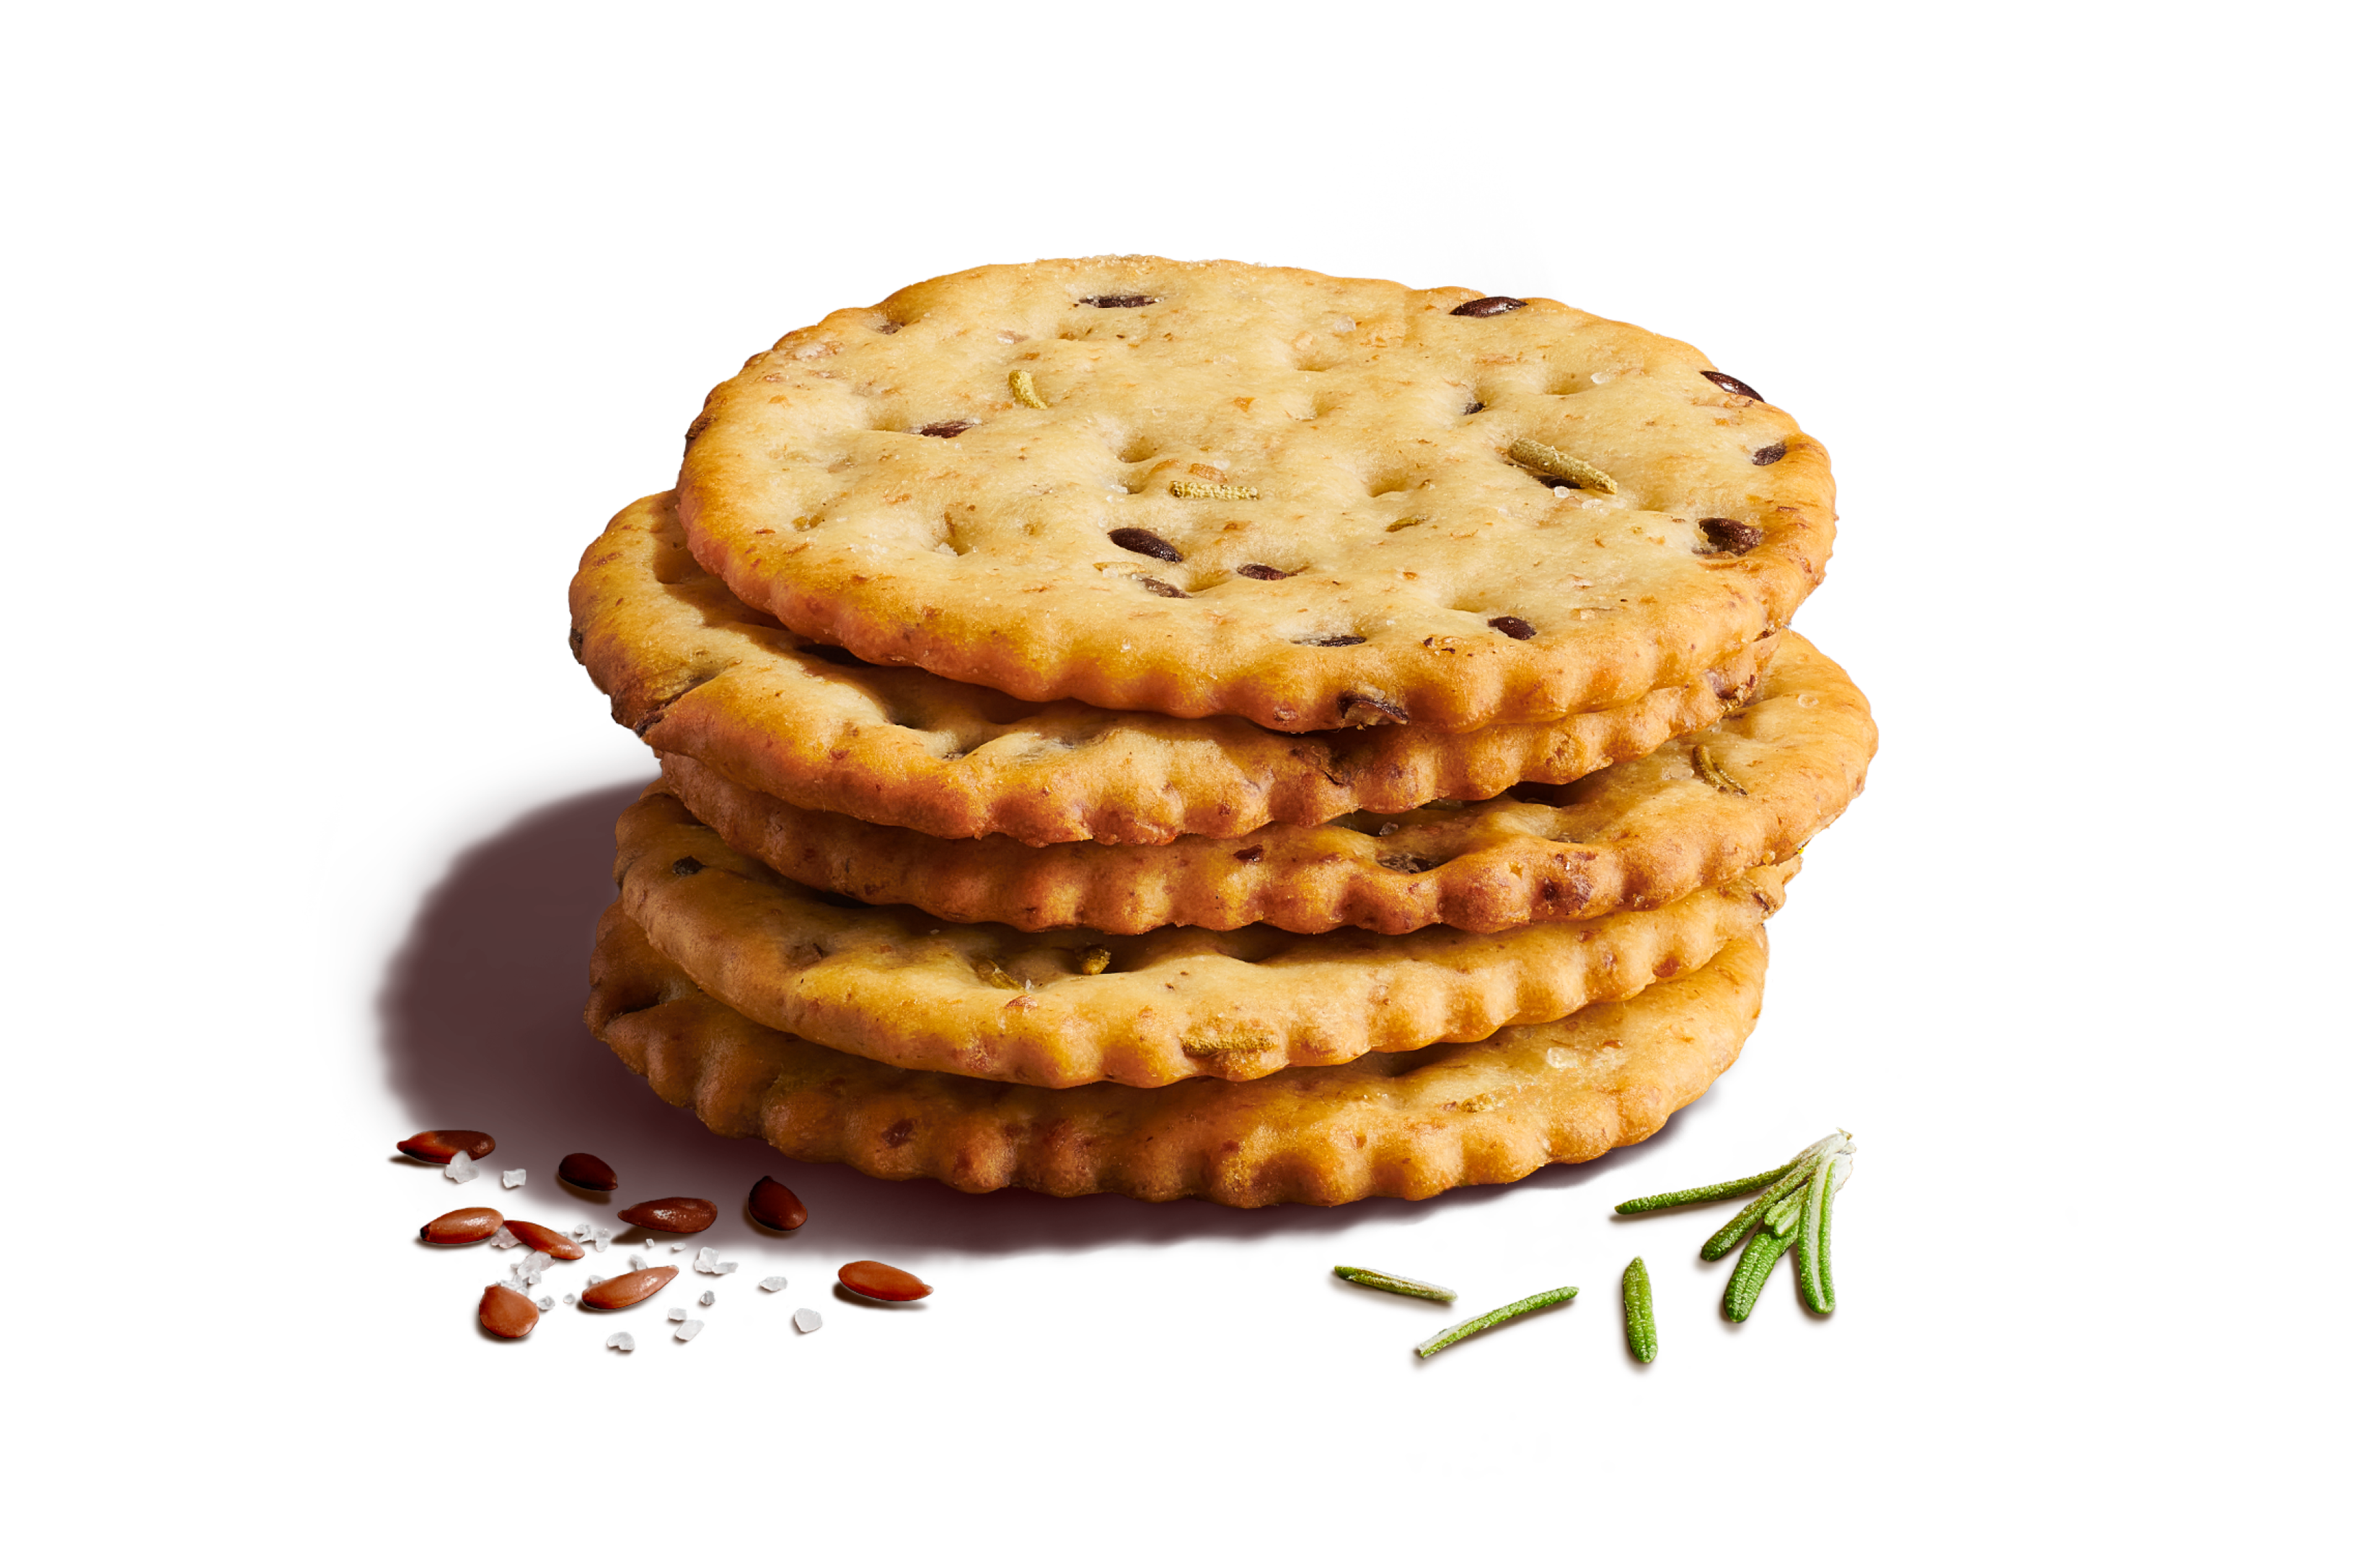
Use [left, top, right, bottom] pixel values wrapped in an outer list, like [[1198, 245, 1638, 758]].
[[675, 257, 1835, 732], [589, 905, 1768, 1207], [572, 493, 1771, 845], [658, 632, 1870, 936], [616, 784, 1793, 1089]]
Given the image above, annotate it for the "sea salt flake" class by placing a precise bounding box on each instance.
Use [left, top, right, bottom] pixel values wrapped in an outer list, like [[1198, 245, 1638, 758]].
[[674, 1320, 705, 1342], [694, 1247, 720, 1274], [516, 1251, 552, 1286], [535, 1296, 554, 1312], [716, 1263, 738, 1276], [563, 1292, 578, 1305], [500, 1169, 527, 1189], [443, 1154, 479, 1183], [607, 1332, 635, 1353], [699, 1291, 715, 1307], [791, 1307, 822, 1334], [668, 1242, 687, 1255], [570, 1223, 597, 1242], [627, 1253, 647, 1271], [491, 1226, 519, 1250], [759, 1276, 787, 1293], [499, 1275, 527, 1292], [586, 1275, 603, 1289], [668, 1307, 688, 1322]]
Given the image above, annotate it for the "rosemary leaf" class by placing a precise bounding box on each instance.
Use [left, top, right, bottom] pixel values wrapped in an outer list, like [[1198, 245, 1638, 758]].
[[1614, 1157, 1800, 1214], [1795, 1154, 1836, 1315], [1621, 1258, 1657, 1364], [1409, 1284, 1580, 1361], [1333, 1266, 1457, 1304], [1701, 1156, 1818, 1262], [1722, 1230, 1792, 1322]]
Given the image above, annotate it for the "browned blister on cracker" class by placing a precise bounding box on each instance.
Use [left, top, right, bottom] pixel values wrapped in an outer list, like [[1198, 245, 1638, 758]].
[[571, 493, 1774, 845], [673, 257, 1833, 732], [588, 905, 1770, 1208], [613, 788, 1794, 1089], [655, 633, 1869, 937]]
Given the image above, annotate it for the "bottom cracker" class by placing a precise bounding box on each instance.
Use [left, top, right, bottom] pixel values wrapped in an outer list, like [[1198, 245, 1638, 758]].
[[587, 905, 1768, 1208]]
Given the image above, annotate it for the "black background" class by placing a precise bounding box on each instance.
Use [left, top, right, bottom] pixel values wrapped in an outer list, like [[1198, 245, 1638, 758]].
[[307, 206, 1990, 1418]]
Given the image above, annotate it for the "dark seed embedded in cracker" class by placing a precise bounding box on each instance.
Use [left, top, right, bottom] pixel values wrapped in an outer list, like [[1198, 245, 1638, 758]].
[[1697, 517, 1763, 556], [1701, 370, 1764, 402], [1302, 634, 1367, 647], [671, 856, 704, 876], [1108, 528, 1182, 563], [1336, 692, 1408, 726], [1236, 563, 1289, 581], [1752, 443, 1787, 465], [917, 420, 971, 437], [1081, 294, 1157, 308], [1450, 296, 1526, 317], [1487, 617, 1536, 640], [1137, 576, 1188, 598]]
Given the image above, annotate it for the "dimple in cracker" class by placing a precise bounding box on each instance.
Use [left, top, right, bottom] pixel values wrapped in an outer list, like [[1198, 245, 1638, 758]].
[[614, 786, 1795, 1090], [672, 257, 1835, 732]]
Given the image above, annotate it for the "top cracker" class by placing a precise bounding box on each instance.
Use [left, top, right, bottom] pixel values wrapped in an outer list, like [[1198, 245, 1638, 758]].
[[677, 257, 1834, 732]]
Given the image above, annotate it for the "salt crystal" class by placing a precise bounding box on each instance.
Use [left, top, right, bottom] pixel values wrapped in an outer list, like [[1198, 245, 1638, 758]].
[[668, 1242, 687, 1255], [674, 1320, 705, 1342], [644, 1240, 656, 1252], [570, 1223, 596, 1242], [791, 1307, 822, 1334], [759, 1276, 787, 1293], [499, 1275, 527, 1292], [717, 1263, 738, 1276], [586, 1275, 602, 1289], [699, 1291, 715, 1307], [516, 1251, 552, 1286], [491, 1226, 519, 1250], [443, 1154, 479, 1183], [627, 1253, 646, 1271], [563, 1292, 578, 1305], [500, 1169, 526, 1189], [535, 1296, 554, 1312], [667, 1307, 687, 1322], [694, 1247, 720, 1274], [606, 1332, 635, 1353]]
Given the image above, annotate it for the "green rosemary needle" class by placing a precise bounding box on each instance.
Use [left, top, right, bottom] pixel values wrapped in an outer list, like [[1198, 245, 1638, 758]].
[[1799, 1146, 1856, 1313], [1701, 1154, 1820, 1262], [1614, 1156, 1801, 1214], [1621, 1258, 1657, 1363], [1414, 1285, 1577, 1358], [1723, 1229, 1793, 1322], [1334, 1266, 1457, 1302]]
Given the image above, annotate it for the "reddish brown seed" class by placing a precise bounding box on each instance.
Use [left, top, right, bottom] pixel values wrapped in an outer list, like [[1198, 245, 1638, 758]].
[[917, 419, 971, 437], [1752, 442, 1787, 466], [749, 1177, 808, 1232], [396, 1130, 494, 1164], [1336, 692, 1408, 727], [1108, 527, 1182, 563], [839, 1260, 932, 1302], [1301, 634, 1366, 647], [420, 1206, 503, 1245], [1450, 296, 1526, 317], [557, 1152, 619, 1192], [1080, 293, 1157, 308], [503, 1221, 585, 1260], [670, 856, 703, 876], [478, 1284, 539, 1339], [1701, 369, 1765, 402], [1697, 517, 1765, 556], [617, 1196, 718, 1233], [1236, 563, 1288, 581], [1486, 615, 1536, 639], [1136, 576, 1188, 598], [583, 1265, 677, 1310]]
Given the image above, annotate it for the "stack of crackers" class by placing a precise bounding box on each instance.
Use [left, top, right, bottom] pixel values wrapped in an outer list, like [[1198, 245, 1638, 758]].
[[569, 258, 1875, 1208]]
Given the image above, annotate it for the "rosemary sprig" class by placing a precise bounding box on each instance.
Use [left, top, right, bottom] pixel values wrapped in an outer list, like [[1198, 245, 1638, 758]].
[[1618, 1130, 1855, 1321]]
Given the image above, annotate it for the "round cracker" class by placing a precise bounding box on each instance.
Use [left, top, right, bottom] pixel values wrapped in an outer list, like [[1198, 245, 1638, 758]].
[[572, 493, 1772, 845], [675, 257, 1835, 732], [658, 632, 1871, 936], [616, 786, 1792, 1089], [589, 905, 1768, 1208]]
